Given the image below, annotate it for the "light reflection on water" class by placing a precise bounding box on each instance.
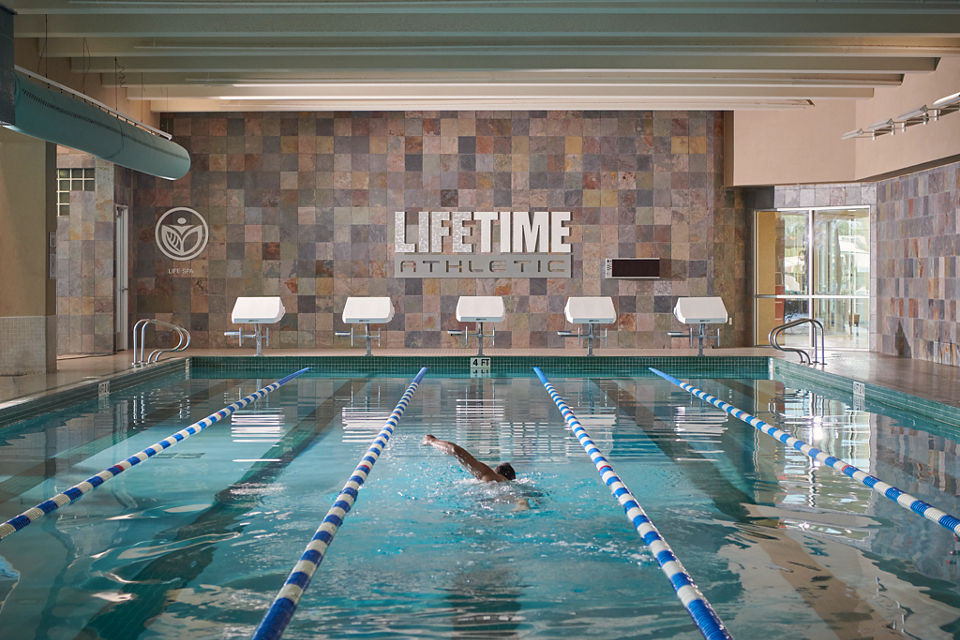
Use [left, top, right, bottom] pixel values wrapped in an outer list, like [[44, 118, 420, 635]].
[[0, 372, 956, 639]]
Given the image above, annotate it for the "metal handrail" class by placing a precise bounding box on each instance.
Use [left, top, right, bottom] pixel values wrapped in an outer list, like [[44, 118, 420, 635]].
[[448, 322, 496, 357], [768, 317, 824, 364], [132, 319, 191, 367], [334, 323, 383, 356], [557, 324, 609, 356]]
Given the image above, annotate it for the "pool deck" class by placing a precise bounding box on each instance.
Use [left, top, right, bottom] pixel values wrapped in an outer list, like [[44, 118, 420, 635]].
[[2, 347, 959, 413]]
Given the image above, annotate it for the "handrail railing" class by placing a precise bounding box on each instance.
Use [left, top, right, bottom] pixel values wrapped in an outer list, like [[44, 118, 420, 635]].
[[132, 319, 191, 367], [768, 317, 824, 364], [334, 322, 383, 356], [557, 324, 608, 356], [448, 322, 496, 357]]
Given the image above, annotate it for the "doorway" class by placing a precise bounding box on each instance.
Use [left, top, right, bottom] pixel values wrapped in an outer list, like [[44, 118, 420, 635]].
[[114, 204, 129, 351], [754, 206, 870, 350]]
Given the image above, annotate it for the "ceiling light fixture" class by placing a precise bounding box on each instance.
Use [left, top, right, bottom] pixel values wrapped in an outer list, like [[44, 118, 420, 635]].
[[842, 89, 959, 141], [932, 91, 960, 116]]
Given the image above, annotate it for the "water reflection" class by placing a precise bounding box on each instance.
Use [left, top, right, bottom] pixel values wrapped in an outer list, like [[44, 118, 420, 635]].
[[445, 566, 524, 638]]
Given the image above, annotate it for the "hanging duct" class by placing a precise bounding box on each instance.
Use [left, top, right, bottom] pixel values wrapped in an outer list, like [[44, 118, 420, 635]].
[[4, 69, 190, 180], [0, 7, 13, 126]]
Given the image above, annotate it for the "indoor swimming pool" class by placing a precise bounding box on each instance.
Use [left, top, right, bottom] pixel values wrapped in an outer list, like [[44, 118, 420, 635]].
[[0, 364, 958, 639]]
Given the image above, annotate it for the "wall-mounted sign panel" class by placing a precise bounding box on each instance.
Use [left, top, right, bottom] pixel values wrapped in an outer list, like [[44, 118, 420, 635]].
[[395, 253, 571, 278], [393, 210, 573, 278]]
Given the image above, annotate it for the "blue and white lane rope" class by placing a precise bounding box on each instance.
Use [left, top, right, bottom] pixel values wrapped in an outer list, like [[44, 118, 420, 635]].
[[533, 367, 732, 640], [0, 367, 310, 541], [252, 366, 428, 640], [649, 367, 960, 537]]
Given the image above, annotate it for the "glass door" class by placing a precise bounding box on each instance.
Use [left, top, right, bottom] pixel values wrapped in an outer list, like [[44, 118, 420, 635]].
[[755, 209, 809, 348], [812, 208, 870, 349], [755, 207, 869, 350]]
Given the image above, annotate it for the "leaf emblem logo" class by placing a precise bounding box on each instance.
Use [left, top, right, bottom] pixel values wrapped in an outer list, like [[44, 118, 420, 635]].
[[155, 207, 209, 261]]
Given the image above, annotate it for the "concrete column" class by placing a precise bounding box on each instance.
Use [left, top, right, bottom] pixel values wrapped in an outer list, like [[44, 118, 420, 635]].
[[0, 127, 57, 374]]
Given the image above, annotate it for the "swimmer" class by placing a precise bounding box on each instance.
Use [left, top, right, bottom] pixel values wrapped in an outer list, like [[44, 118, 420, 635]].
[[421, 434, 516, 483]]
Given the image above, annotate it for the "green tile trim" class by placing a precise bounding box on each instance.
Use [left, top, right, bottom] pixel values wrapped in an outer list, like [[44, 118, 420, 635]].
[[771, 359, 960, 433], [6, 355, 960, 437], [188, 355, 770, 378]]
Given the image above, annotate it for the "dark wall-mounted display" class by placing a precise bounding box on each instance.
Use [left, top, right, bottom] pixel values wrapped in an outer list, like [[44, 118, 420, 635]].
[[605, 258, 660, 279]]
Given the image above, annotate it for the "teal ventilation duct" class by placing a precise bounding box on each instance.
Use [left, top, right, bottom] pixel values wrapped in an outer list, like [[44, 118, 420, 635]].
[[0, 7, 13, 126], [6, 70, 190, 180]]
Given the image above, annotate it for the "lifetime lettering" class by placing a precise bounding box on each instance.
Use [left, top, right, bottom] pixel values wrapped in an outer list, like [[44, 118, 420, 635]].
[[394, 211, 571, 254]]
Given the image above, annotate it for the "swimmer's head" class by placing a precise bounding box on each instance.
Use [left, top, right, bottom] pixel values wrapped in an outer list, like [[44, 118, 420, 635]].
[[494, 463, 516, 481]]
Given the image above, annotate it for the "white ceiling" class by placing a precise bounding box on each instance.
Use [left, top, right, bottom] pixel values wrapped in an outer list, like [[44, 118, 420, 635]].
[[8, 1, 960, 113]]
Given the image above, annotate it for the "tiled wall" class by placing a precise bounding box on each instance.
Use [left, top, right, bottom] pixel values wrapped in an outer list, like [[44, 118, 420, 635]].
[[0, 316, 51, 375], [130, 111, 750, 350], [875, 160, 960, 366], [56, 149, 132, 355], [773, 182, 877, 210]]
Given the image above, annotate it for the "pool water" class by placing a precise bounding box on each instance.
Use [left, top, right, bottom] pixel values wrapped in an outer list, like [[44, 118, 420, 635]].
[[0, 369, 958, 639]]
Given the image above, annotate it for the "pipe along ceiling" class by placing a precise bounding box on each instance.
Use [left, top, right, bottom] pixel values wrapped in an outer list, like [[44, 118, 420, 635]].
[[5, 71, 190, 181]]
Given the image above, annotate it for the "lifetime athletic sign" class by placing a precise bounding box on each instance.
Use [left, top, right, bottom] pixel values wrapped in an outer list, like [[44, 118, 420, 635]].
[[393, 211, 572, 278]]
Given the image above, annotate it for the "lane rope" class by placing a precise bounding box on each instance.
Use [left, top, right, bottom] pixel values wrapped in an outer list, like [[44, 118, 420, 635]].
[[252, 367, 428, 640], [649, 367, 960, 537], [0, 367, 311, 541], [534, 367, 732, 640]]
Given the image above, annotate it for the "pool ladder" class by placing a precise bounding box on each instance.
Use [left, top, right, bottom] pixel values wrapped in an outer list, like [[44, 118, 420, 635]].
[[768, 317, 825, 365], [132, 319, 190, 367]]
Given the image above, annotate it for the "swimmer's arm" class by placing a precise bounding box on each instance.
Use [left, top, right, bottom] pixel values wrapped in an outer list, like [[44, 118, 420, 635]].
[[422, 434, 505, 482]]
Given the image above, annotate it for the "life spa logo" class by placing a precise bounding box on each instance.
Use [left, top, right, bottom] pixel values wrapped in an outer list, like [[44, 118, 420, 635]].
[[155, 207, 209, 261]]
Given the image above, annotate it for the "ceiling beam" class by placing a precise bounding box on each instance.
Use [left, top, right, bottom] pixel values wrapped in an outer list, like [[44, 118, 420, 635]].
[[128, 84, 875, 100], [9, 0, 960, 12], [9, 0, 960, 13], [15, 10, 960, 40], [100, 70, 903, 90], [38, 36, 960, 58], [150, 97, 817, 112], [72, 53, 939, 74], [110, 73, 903, 91], [10, 1, 950, 113]]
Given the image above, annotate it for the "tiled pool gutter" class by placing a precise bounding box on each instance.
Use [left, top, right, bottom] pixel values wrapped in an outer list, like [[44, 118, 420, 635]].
[[0, 359, 184, 425], [2, 355, 959, 433], [771, 359, 960, 432]]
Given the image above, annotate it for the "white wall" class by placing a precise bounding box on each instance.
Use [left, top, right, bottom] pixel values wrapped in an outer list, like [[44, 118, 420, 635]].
[[728, 58, 960, 186]]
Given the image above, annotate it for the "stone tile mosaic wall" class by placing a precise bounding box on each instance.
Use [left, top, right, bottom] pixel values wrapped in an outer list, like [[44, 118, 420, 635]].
[[773, 182, 877, 210], [130, 111, 750, 350], [875, 159, 960, 366], [56, 148, 132, 355]]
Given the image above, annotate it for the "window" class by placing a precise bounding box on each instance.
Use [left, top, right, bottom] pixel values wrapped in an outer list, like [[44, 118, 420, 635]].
[[755, 207, 869, 350], [56, 167, 95, 216]]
